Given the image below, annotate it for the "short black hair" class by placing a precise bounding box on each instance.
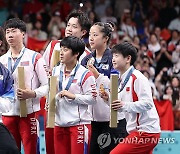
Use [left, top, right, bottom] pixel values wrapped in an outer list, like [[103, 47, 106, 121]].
[[67, 10, 91, 37], [112, 42, 137, 65], [60, 36, 85, 60], [3, 18, 26, 32]]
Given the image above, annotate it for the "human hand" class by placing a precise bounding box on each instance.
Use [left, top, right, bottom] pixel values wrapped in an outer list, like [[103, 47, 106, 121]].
[[58, 90, 75, 100], [99, 85, 109, 102], [87, 64, 99, 79], [43, 65, 52, 77], [17, 88, 36, 100], [111, 100, 124, 110]]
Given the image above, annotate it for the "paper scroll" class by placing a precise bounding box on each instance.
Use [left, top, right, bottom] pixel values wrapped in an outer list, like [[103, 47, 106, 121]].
[[109, 74, 118, 128], [18, 67, 27, 117]]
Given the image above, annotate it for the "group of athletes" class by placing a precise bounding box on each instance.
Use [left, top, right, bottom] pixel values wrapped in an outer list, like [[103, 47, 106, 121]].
[[0, 10, 160, 154]]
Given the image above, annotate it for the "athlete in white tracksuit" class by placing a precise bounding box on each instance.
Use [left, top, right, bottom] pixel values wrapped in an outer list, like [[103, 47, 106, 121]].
[[0, 18, 48, 154], [100, 42, 160, 154]]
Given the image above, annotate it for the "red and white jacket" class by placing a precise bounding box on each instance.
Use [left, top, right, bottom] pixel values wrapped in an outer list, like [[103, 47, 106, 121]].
[[43, 40, 91, 69], [0, 47, 48, 115], [118, 66, 161, 133], [52, 63, 97, 127]]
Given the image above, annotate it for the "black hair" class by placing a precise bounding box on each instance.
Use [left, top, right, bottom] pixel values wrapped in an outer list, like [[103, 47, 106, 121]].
[[60, 36, 85, 60], [112, 41, 137, 65], [3, 18, 26, 33], [93, 22, 114, 44], [67, 10, 91, 37]]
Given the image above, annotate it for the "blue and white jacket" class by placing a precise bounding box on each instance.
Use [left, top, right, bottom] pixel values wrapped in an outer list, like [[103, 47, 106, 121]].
[[0, 62, 14, 121]]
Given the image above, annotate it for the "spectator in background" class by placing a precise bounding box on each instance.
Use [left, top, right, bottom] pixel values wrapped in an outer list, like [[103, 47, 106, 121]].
[[132, 0, 146, 35], [114, 0, 131, 19], [147, 33, 161, 63], [109, 23, 120, 48], [155, 39, 173, 76], [23, 0, 44, 16], [94, 0, 110, 19], [141, 55, 155, 79], [79, 1, 93, 14], [142, 70, 159, 99], [121, 15, 137, 39], [88, 11, 99, 25], [132, 35, 140, 50], [47, 11, 66, 39], [168, 30, 179, 52], [51, 0, 72, 21], [158, 0, 177, 29], [155, 67, 171, 98], [30, 20, 48, 40], [136, 44, 148, 61], [171, 44, 180, 78], [138, 18, 153, 44], [162, 85, 173, 101], [171, 76, 180, 130], [168, 10, 180, 32], [171, 76, 180, 107], [101, 6, 117, 24], [154, 26, 162, 41]]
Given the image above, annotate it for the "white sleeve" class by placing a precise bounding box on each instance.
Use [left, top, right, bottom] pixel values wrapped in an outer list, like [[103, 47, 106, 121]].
[[0, 97, 13, 113], [121, 77, 154, 113], [168, 21, 174, 30], [96, 74, 110, 89], [34, 57, 49, 98], [43, 41, 52, 68], [70, 72, 97, 105], [172, 51, 179, 64]]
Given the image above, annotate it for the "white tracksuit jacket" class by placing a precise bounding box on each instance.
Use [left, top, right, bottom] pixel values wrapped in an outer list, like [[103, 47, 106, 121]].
[[52, 63, 97, 127], [43, 40, 91, 69], [118, 66, 161, 133], [0, 47, 48, 115]]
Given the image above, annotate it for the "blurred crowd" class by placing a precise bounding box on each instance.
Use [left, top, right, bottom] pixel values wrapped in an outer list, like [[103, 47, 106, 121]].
[[0, 0, 180, 129]]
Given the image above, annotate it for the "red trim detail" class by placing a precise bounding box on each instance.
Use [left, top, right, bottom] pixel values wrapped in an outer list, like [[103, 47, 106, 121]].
[[82, 72, 93, 86], [49, 40, 60, 65], [85, 48, 91, 55], [131, 74, 140, 126], [34, 53, 42, 69]]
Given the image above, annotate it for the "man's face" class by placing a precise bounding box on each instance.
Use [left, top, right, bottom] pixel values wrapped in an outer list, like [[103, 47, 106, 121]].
[[65, 17, 86, 38], [5, 28, 24, 47]]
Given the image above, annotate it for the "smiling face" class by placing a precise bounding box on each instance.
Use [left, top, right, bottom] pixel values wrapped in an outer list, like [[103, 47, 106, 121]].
[[60, 46, 78, 65], [65, 17, 86, 38], [89, 25, 107, 50], [5, 28, 24, 47]]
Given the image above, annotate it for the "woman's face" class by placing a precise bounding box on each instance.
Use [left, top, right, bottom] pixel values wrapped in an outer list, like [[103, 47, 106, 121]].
[[166, 86, 173, 95], [150, 34, 158, 44], [89, 25, 107, 50], [171, 77, 179, 88]]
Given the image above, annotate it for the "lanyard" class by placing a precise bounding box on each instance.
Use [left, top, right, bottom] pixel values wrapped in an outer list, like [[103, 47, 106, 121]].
[[119, 66, 135, 92], [8, 48, 26, 74], [59, 64, 80, 91]]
